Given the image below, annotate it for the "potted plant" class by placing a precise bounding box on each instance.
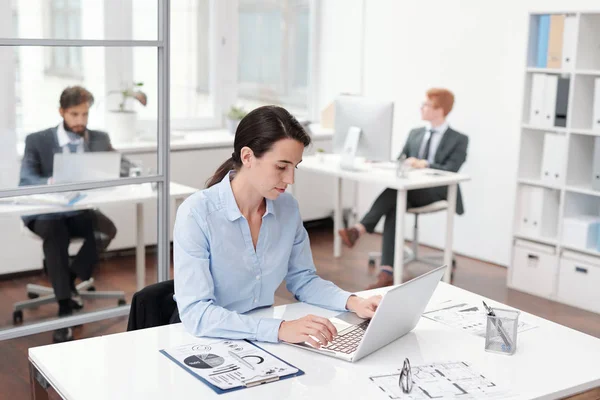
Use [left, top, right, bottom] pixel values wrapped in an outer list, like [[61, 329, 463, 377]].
[[315, 147, 326, 162], [105, 82, 148, 144], [225, 106, 247, 135]]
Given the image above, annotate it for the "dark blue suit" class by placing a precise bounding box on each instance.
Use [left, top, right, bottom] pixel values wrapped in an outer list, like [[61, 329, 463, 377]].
[[19, 126, 125, 301]]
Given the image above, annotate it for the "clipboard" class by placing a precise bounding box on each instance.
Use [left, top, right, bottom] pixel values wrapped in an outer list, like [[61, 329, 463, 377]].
[[160, 340, 304, 395]]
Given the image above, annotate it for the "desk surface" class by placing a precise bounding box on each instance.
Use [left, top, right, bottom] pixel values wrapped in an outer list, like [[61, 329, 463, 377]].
[[0, 182, 197, 217], [300, 154, 470, 190], [29, 283, 600, 400]]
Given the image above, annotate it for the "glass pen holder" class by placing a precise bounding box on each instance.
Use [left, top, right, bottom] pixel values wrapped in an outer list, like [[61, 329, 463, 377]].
[[484, 308, 520, 355]]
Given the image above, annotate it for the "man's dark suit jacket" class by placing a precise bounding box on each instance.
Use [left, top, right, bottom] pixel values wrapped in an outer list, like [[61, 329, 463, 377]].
[[400, 126, 469, 215], [19, 126, 131, 224]]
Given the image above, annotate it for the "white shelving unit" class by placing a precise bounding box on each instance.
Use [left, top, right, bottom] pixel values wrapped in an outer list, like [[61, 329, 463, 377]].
[[509, 12, 600, 314]]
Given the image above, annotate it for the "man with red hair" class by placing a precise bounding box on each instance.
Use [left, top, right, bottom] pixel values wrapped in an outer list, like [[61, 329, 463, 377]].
[[338, 88, 469, 289]]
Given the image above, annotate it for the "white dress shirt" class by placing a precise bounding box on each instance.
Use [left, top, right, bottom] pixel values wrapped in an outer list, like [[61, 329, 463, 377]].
[[56, 123, 84, 153], [418, 121, 449, 165]]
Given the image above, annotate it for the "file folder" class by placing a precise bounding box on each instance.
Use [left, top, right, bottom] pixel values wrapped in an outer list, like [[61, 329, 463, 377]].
[[542, 74, 558, 127], [592, 137, 600, 191], [547, 15, 565, 69], [529, 74, 546, 126], [540, 133, 566, 186], [554, 77, 570, 128], [562, 15, 576, 68], [594, 78, 600, 132], [536, 15, 550, 68]]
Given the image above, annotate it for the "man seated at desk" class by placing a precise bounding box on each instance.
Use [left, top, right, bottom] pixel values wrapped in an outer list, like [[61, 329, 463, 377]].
[[19, 86, 129, 342], [338, 88, 469, 289]]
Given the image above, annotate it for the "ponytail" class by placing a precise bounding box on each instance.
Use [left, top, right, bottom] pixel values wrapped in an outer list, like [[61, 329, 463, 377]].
[[205, 153, 240, 188]]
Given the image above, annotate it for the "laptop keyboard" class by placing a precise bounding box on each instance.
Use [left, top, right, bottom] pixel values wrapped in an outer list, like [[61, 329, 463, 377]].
[[323, 320, 370, 354]]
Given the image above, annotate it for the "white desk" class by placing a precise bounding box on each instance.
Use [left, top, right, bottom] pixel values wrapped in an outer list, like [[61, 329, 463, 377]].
[[28, 283, 600, 399], [297, 154, 470, 283], [0, 182, 197, 290]]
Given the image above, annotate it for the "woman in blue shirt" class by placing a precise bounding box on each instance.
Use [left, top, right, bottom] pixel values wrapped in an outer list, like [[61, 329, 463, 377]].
[[174, 106, 381, 349]]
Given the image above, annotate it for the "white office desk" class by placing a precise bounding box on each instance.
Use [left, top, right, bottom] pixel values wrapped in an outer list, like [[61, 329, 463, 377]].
[[0, 182, 197, 290], [28, 283, 600, 400], [297, 154, 470, 283]]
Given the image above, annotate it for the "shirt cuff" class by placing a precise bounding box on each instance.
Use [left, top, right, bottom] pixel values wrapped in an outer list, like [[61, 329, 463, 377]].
[[256, 318, 284, 343], [334, 290, 355, 312]]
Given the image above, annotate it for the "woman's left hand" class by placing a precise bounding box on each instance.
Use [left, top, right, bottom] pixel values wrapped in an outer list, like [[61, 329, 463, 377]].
[[346, 295, 382, 319]]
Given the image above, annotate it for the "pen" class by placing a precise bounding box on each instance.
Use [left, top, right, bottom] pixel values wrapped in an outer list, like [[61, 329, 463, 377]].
[[482, 301, 512, 349], [228, 350, 255, 370]]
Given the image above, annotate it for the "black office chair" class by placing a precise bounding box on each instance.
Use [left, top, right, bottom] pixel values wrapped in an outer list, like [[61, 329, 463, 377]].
[[13, 223, 126, 324], [127, 280, 179, 331]]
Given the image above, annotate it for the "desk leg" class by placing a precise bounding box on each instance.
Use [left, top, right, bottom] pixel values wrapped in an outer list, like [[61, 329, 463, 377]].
[[136, 203, 145, 290], [29, 361, 49, 400], [443, 184, 457, 283], [393, 190, 407, 285], [333, 177, 343, 258]]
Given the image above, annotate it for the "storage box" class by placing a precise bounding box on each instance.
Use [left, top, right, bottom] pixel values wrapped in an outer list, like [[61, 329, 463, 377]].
[[562, 216, 600, 250], [510, 240, 558, 298], [558, 251, 600, 313]]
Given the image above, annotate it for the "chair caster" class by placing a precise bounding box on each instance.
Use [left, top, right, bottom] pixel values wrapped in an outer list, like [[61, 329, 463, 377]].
[[118, 299, 127, 306], [13, 310, 23, 324], [87, 286, 96, 292], [28, 292, 40, 299]]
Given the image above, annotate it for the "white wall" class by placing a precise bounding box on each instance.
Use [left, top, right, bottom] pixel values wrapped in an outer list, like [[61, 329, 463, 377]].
[[357, 0, 600, 266]]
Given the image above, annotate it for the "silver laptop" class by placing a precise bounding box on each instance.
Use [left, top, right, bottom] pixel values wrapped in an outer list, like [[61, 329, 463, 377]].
[[53, 152, 121, 184], [288, 265, 447, 362]]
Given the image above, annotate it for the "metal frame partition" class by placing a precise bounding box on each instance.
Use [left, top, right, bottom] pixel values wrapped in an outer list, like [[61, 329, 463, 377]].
[[0, 0, 171, 341]]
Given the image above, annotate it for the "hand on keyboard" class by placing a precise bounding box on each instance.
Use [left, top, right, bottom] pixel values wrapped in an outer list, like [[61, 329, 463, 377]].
[[278, 314, 339, 348]]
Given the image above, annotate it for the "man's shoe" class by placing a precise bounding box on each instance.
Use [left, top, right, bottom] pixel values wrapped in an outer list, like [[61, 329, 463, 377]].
[[52, 327, 73, 343], [70, 291, 83, 310], [338, 227, 360, 248], [366, 271, 394, 290]]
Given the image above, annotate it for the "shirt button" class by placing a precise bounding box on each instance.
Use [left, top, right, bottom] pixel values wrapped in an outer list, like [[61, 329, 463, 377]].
[[256, 275, 260, 280], [254, 298, 258, 303]]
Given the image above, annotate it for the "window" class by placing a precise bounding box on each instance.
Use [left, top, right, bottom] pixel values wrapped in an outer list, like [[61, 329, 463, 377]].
[[237, 0, 311, 116], [46, 0, 83, 78], [12, 0, 22, 133]]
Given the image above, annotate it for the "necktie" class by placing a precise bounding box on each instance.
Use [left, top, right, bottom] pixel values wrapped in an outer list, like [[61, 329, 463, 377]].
[[422, 129, 435, 161], [67, 142, 79, 153]]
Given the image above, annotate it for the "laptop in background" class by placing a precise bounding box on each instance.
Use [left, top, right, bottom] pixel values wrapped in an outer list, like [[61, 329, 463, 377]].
[[53, 152, 121, 184]]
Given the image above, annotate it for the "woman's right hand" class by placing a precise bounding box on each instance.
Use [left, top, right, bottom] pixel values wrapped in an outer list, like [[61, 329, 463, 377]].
[[278, 315, 338, 348]]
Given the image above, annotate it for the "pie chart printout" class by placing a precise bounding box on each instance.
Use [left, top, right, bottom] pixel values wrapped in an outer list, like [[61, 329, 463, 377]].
[[184, 354, 225, 369]]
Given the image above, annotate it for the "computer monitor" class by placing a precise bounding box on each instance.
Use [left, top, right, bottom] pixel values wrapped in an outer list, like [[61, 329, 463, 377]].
[[333, 95, 394, 162]]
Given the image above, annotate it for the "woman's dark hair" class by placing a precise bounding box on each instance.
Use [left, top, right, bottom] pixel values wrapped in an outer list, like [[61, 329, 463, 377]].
[[206, 106, 311, 188]]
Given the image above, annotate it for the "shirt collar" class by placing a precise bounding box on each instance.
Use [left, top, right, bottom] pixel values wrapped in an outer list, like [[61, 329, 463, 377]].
[[56, 123, 71, 147], [56, 122, 84, 147], [218, 170, 276, 222], [426, 121, 449, 135]]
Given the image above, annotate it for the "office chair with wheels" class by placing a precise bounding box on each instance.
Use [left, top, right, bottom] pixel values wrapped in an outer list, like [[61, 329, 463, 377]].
[[367, 200, 457, 282], [12, 222, 126, 324]]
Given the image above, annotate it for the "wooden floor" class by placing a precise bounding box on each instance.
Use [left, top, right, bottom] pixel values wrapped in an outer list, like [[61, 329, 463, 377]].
[[2, 225, 600, 399]]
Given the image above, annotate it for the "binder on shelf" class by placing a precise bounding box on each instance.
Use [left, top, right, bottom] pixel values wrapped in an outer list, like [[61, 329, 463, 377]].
[[592, 137, 600, 191], [529, 74, 546, 126], [536, 15, 550, 68], [542, 74, 558, 127], [554, 77, 570, 128], [547, 15, 565, 69], [518, 185, 559, 238], [541, 133, 566, 186], [593, 77, 600, 132], [562, 14, 576, 68]]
